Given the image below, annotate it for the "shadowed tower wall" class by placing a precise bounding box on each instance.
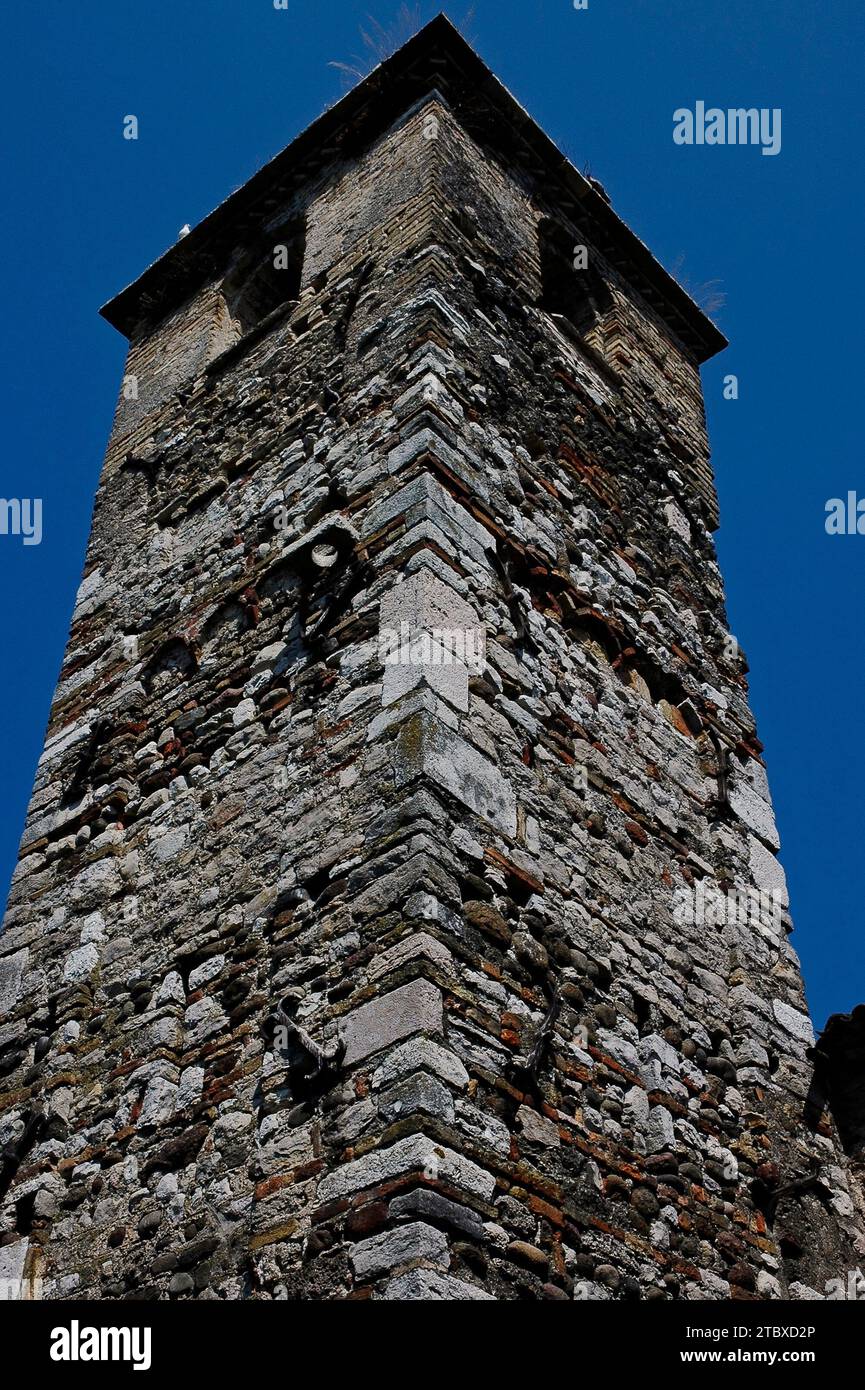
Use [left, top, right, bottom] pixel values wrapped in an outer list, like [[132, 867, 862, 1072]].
[[1, 21, 862, 1302]]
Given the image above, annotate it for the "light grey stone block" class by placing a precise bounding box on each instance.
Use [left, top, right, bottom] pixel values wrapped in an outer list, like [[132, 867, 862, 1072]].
[[380, 1071, 455, 1123], [772, 999, 814, 1045], [380, 568, 480, 637], [368, 931, 454, 982], [394, 714, 517, 836], [351, 1221, 448, 1279], [0, 949, 28, 1016], [382, 648, 470, 713], [729, 777, 780, 850], [748, 834, 789, 908], [382, 1269, 494, 1300], [318, 1134, 495, 1203], [371, 1037, 470, 1090], [646, 1105, 676, 1153], [0, 1240, 30, 1300], [342, 978, 444, 1065], [62, 943, 99, 984]]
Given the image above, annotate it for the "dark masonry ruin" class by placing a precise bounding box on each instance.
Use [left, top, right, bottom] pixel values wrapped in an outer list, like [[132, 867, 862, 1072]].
[[1, 16, 862, 1301]]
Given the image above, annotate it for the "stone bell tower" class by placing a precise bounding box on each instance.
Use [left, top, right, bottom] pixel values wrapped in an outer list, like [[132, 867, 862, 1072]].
[[1, 16, 862, 1302]]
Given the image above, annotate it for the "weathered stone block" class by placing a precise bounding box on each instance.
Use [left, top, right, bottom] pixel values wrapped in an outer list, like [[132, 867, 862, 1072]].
[[0, 949, 28, 1016], [350, 1221, 448, 1279], [342, 978, 444, 1065], [394, 713, 517, 835], [382, 1269, 494, 1300]]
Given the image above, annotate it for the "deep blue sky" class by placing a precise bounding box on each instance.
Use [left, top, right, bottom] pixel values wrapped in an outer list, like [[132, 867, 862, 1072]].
[[1, 0, 862, 1028]]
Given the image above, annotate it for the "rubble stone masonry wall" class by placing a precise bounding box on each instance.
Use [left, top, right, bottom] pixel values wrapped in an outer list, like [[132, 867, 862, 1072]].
[[1, 70, 863, 1302]]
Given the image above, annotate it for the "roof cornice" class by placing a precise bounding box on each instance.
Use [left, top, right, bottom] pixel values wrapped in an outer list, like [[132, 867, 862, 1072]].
[[100, 13, 727, 363]]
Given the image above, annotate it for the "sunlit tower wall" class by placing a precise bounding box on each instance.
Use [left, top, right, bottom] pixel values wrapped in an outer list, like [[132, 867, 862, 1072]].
[[1, 18, 862, 1302]]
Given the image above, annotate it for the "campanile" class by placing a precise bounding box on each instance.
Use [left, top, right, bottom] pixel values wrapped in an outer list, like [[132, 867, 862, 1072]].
[[1, 17, 862, 1301]]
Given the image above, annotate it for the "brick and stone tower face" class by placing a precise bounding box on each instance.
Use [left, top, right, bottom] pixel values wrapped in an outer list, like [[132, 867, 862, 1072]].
[[1, 19, 862, 1302]]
